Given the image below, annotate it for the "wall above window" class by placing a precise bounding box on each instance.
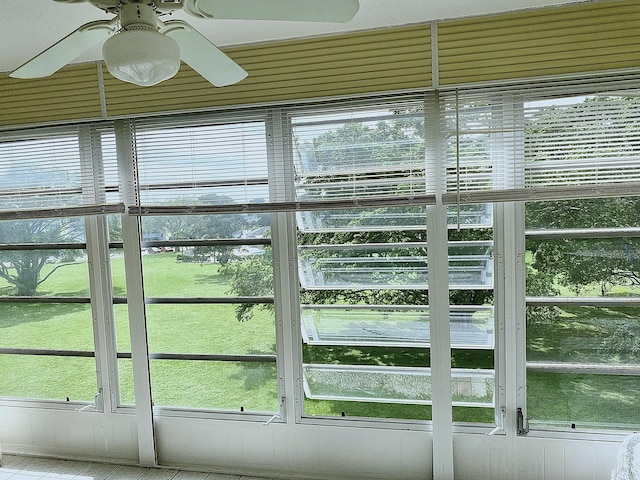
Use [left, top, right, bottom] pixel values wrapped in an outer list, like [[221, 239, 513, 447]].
[[1, 0, 639, 129]]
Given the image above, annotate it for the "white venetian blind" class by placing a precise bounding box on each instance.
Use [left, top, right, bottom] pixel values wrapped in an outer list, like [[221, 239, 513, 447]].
[[0, 124, 123, 220], [442, 76, 640, 205], [129, 113, 270, 211]]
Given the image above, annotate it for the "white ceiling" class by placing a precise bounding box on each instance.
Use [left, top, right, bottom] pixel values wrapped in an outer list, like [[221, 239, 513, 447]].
[[3, 0, 592, 74]]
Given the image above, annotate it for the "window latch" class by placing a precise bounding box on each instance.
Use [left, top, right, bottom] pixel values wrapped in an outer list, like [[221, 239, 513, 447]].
[[517, 407, 529, 436]]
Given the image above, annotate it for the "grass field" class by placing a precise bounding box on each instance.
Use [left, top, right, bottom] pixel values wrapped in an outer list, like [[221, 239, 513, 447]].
[[1, 252, 639, 428]]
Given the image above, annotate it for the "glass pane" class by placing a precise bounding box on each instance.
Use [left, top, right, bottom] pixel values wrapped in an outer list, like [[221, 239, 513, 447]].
[[301, 305, 493, 348], [453, 406, 496, 423], [118, 358, 135, 406], [526, 197, 640, 230], [526, 237, 640, 297], [292, 106, 426, 201], [146, 304, 276, 355], [527, 305, 640, 364], [110, 249, 126, 297], [527, 372, 640, 430], [141, 214, 271, 241], [113, 304, 131, 353], [108, 215, 123, 243], [0, 217, 85, 243], [304, 399, 431, 420], [0, 218, 88, 297], [523, 96, 640, 190], [298, 242, 492, 290], [303, 364, 494, 407], [0, 354, 97, 402], [0, 303, 93, 350], [0, 249, 89, 297], [100, 132, 120, 192], [0, 132, 86, 210], [149, 360, 278, 411], [296, 204, 493, 232]]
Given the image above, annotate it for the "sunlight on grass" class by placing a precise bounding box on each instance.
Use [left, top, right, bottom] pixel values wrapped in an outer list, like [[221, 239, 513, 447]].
[[0, 355, 97, 402]]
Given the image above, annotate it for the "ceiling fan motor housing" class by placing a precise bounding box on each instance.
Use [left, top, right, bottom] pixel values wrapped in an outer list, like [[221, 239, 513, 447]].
[[119, 3, 159, 28]]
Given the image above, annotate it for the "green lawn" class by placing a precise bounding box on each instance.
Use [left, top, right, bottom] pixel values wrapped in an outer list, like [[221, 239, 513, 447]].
[[0, 253, 278, 411]]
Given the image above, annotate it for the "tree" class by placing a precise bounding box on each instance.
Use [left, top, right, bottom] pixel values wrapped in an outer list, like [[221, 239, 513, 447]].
[[220, 247, 274, 322], [0, 217, 83, 296], [141, 194, 269, 265], [526, 197, 640, 296]]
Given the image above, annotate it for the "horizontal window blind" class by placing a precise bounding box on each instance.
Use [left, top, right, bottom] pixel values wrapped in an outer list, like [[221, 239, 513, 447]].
[[0, 124, 123, 220], [129, 97, 441, 216], [129, 76, 640, 216], [442, 76, 640, 205], [128, 114, 270, 210]]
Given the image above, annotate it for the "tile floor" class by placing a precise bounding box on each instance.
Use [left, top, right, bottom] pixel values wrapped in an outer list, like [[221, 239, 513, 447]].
[[0, 455, 276, 480]]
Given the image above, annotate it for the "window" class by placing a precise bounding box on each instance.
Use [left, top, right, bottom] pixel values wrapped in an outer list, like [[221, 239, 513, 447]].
[[2, 75, 640, 438], [291, 104, 497, 422], [0, 217, 97, 403], [525, 197, 640, 430], [0, 125, 119, 407], [138, 214, 278, 412], [125, 114, 279, 413]]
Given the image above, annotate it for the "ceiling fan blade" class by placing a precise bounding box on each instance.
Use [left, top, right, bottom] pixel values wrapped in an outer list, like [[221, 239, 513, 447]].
[[186, 0, 360, 22], [161, 20, 248, 87], [10, 19, 117, 79]]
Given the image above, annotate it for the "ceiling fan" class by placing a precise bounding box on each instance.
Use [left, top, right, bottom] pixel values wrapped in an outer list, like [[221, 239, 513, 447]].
[[10, 0, 360, 87]]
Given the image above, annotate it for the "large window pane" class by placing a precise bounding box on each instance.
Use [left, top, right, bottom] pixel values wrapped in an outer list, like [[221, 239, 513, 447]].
[[141, 214, 277, 412], [525, 198, 640, 430], [0, 217, 95, 403]]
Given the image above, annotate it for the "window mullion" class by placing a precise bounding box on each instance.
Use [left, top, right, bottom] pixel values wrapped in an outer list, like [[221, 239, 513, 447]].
[[493, 201, 527, 440], [426, 92, 454, 480], [267, 108, 297, 424]]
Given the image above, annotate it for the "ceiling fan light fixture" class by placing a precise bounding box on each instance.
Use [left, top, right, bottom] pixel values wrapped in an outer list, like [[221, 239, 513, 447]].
[[102, 29, 181, 87]]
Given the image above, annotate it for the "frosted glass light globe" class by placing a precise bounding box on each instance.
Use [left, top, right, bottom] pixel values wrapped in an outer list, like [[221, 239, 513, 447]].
[[103, 30, 180, 87]]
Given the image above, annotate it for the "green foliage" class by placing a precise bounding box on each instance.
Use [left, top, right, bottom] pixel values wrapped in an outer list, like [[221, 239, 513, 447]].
[[600, 322, 640, 364], [526, 198, 640, 296], [219, 248, 274, 321], [525, 197, 640, 373]]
